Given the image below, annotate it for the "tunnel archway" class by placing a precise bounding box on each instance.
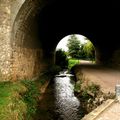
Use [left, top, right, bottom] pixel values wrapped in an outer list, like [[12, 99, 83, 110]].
[[11, 0, 120, 80], [56, 34, 95, 59], [55, 34, 95, 69]]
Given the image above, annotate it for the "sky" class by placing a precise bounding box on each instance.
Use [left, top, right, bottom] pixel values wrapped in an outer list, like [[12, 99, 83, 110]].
[[56, 34, 87, 51]]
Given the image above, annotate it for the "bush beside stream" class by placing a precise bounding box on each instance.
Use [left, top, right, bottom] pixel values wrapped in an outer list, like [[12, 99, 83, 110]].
[[74, 76, 115, 116]]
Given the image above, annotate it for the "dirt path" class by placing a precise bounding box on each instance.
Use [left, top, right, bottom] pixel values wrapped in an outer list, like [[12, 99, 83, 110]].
[[74, 63, 120, 93]]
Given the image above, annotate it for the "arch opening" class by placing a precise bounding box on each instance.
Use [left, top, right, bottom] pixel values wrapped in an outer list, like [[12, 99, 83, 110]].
[[55, 34, 96, 69], [10, 0, 120, 80]]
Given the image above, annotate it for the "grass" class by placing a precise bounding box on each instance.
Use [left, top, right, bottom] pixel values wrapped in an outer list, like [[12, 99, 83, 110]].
[[21, 80, 41, 120], [0, 77, 48, 120], [0, 81, 26, 120], [68, 58, 80, 70], [0, 66, 57, 120]]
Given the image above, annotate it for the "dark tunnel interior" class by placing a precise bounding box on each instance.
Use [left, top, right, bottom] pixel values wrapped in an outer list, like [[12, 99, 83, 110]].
[[11, 0, 120, 79]]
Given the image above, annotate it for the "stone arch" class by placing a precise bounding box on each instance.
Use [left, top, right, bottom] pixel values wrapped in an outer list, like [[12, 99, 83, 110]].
[[11, 0, 50, 80], [9, 0, 120, 80]]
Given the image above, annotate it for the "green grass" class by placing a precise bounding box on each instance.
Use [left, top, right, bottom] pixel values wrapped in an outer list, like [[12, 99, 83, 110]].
[[21, 80, 41, 120], [68, 58, 80, 70], [0, 66, 63, 120], [0, 78, 47, 120], [0, 81, 26, 120]]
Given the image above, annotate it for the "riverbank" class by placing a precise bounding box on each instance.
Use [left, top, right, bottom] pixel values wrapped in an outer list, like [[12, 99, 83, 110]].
[[72, 64, 117, 117], [0, 75, 50, 120], [1, 63, 119, 120], [73, 64, 120, 93], [0, 65, 62, 120]]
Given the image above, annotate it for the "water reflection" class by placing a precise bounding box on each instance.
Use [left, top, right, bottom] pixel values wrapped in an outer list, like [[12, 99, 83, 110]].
[[54, 71, 81, 120]]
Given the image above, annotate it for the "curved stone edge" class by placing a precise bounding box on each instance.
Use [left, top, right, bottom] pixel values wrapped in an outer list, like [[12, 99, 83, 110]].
[[81, 99, 115, 120]]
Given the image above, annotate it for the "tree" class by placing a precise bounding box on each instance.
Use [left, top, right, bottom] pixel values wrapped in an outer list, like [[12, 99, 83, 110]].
[[55, 49, 68, 69], [67, 35, 81, 58], [83, 40, 95, 60]]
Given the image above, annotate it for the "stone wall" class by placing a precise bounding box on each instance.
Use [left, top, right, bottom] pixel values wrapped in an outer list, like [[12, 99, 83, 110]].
[[12, 47, 45, 80], [11, 0, 25, 26], [11, 0, 48, 80], [0, 0, 12, 80], [0, 0, 50, 81]]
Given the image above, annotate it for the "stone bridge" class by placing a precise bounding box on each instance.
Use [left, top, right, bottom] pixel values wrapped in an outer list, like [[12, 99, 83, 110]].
[[0, 0, 120, 81]]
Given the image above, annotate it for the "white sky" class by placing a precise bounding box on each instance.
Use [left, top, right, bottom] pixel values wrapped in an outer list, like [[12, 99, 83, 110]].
[[56, 34, 87, 51]]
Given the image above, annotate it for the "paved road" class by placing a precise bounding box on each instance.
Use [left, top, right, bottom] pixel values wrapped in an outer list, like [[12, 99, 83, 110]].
[[75, 63, 120, 93]]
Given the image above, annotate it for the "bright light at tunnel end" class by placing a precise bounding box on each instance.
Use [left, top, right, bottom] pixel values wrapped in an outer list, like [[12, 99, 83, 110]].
[[56, 34, 88, 51]]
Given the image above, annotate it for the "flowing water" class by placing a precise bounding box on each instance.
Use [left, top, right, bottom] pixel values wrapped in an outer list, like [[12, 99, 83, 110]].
[[35, 71, 82, 120]]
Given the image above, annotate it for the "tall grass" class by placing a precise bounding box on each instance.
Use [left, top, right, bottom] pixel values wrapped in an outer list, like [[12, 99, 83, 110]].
[[21, 80, 40, 120], [0, 79, 44, 120], [0, 81, 26, 120]]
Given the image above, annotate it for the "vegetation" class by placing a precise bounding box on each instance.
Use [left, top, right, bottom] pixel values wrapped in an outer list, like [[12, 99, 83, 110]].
[[74, 79, 115, 114], [68, 58, 80, 70], [0, 81, 26, 120], [55, 49, 68, 69], [0, 35, 95, 119], [83, 40, 95, 60], [0, 80, 42, 120], [67, 35, 82, 59], [55, 34, 95, 70], [0, 65, 61, 120], [21, 80, 41, 120], [66, 34, 95, 60], [0, 77, 51, 120]]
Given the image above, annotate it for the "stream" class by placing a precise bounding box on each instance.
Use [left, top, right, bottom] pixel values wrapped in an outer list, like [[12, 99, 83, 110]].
[[35, 70, 82, 120]]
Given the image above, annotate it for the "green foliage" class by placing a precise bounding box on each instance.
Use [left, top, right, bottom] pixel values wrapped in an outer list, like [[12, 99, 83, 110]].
[[75, 80, 101, 100], [80, 83, 101, 100], [67, 35, 81, 58], [0, 81, 26, 120], [55, 49, 68, 69], [75, 81, 102, 115], [22, 80, 40, 120], [66, 35, 95, 60], [0, 79, 44, 120], [68, 58, 80, 70], [74, 80, 82, 92], [83, 41, 95, 60]]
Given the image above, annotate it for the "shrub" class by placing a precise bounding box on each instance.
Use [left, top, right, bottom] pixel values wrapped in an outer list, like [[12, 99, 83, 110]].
[[55, 49, 68, 69]]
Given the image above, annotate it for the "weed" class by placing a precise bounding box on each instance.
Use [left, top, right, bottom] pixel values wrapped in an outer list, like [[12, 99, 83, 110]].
[[0, 79, 42, 120], [21, 80, 40, 120], [0, 81, 26, 120]]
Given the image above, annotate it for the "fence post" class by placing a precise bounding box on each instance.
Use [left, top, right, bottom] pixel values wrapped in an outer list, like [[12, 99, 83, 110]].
[[115, 84, 120, 102]]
